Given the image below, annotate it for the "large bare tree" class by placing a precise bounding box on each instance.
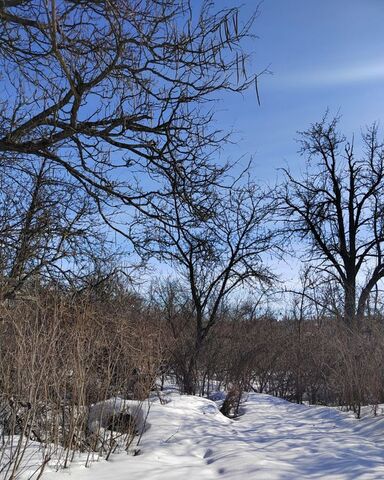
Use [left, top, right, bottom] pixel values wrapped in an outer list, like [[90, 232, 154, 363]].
[[137, 178, 275, 393], [282, 116, 384, 327]]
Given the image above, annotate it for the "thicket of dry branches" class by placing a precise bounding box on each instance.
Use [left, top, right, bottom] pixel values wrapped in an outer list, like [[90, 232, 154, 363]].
[[0, 285, 165, 478]]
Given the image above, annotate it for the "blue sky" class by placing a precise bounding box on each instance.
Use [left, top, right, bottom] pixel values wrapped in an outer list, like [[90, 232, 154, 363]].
[[214, 0, 384, 182]]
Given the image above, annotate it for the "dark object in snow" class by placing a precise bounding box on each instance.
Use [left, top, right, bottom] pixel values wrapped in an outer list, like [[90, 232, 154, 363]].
[[106, 411, 137, 434], [87, 398, 145, 437], [220, 387, 242, 418]]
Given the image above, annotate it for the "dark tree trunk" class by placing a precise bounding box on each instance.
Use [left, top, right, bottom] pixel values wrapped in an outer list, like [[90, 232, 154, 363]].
[[183, 361, 197, 395], [344, 277, 356, 327]]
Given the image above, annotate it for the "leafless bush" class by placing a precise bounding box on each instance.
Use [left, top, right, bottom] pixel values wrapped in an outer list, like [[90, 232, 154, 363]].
[[0, 287, 165, 478]]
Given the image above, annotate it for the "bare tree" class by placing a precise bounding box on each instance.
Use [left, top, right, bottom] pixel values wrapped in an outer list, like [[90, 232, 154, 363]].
[[137, 179, 275, 393], [0, 0, 259, 226], [281, 116, 384, 327], [0, 157, 112, 299]]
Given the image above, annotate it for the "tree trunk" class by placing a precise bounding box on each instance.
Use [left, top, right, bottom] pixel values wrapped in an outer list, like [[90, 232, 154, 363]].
[[183, 360, 197, 395], [183, 320, 206, 395], [344, 278, 356, 327]]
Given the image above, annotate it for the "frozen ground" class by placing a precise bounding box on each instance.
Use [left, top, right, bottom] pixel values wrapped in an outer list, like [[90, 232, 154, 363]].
[[37, 393, 384, 480]]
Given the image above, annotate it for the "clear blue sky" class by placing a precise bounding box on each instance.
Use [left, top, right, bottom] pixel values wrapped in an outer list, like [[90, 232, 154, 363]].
[[213, 0, 384, 182]]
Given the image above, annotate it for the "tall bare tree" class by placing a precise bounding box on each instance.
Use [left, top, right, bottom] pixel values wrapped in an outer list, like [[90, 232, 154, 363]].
[[281, 116, 384, 327], [137, 179, 275, 393]]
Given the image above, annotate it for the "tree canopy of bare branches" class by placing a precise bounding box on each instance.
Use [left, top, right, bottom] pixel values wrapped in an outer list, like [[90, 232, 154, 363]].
[[0, 157, 114, 298], [0, 0, 258, 224]]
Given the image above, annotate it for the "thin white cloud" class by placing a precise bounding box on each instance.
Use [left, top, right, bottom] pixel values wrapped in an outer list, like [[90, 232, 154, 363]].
[[280, 60, 384, 88]]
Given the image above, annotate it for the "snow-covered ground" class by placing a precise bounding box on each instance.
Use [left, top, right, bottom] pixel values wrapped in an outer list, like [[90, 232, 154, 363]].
[[35, 393, 384, 479]]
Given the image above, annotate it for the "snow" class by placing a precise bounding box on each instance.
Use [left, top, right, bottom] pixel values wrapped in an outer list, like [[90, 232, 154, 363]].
[[29, 394, 384, 479]]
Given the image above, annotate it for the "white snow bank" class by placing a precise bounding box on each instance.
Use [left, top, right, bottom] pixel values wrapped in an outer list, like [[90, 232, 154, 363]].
[[35, 393, 384, 479]]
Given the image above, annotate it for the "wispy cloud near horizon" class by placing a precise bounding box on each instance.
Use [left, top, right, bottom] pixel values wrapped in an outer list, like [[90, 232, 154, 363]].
[[277, 60, 384, 89]]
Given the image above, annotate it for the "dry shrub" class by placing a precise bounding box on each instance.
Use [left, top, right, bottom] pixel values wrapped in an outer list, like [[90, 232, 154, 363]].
[[324, 321, 384, 417], [0, 287, 165, 478]]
